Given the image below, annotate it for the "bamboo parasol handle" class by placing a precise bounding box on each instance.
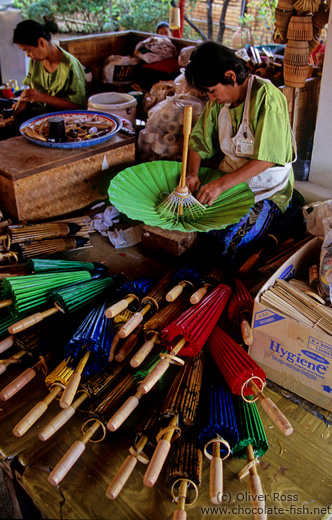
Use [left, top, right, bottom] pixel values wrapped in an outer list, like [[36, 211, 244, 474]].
[[246, 445, 267, 520], [109, 332, 121, 362], [0, 367, 37, 401], [105, 296, 135, 318], [106, 455, 138, 499], [139, 338, 186, 394], [39, 393, 88, 441], [118, 311, 145, 338], [8, 307, 59, 334], [130, 333, 158, 368], [190, 286, 208, 304], [48, 420, 100, 486], [250, 382, 293, 436], [173, 509, 187, 520], [13, 385, 62, 437], [166, 283, 186, 302], [237, 249, 265, 275], [60, 351, 90, 409], [179, 105, 193, 189], [0, 335, 15, 354], [115, 331, 140, 363], [0, 299, 13, 309], [240, 317, 253, 346], [173, 479, 188, 520], [107, 394, 141, 432], [143, 438, 171, 487], [210, 443, 223, 505]]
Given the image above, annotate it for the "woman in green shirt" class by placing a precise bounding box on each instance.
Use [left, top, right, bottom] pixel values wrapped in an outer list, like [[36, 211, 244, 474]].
[[184, 42, 299, 266], [0, 18, 86, 139]]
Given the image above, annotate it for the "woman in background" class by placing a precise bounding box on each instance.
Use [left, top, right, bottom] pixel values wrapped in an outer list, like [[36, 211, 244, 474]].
[[0, 17, 86, 139]]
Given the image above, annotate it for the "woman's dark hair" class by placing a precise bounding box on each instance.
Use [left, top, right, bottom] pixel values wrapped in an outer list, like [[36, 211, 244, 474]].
[[156, 21, 170, 32], [185, 41, 249, 91], [13, 18, 58, 47]]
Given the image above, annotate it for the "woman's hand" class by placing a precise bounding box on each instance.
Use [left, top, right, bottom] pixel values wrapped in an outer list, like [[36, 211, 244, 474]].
[[196, 178, 226, 206], [186, 173, 200, 194], [20, 88, 46, 104]]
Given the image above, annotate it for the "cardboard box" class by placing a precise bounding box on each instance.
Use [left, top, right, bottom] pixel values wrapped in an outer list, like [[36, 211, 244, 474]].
[[249, 236, 332, 412]]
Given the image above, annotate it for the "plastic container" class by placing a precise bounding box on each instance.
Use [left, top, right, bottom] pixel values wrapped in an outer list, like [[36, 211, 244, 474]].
[[88, 92, 137, 127]]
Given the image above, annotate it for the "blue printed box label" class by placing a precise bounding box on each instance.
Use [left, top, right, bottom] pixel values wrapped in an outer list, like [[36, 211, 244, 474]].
[[254, 310, 285, 328]]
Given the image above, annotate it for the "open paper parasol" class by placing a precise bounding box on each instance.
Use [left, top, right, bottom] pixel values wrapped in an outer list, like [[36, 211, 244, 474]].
[[108, 161, 255, 233], [232, 395, 269, 520], [59, 300, 115, 408], [198, 367, 239, 504], [227, 277, 254, 345], [208, 325, 293, 436]]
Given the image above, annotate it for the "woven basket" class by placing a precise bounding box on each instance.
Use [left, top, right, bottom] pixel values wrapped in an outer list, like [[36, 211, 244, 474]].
[[284, 40, 310, 88], [287, 16, 313, 41]]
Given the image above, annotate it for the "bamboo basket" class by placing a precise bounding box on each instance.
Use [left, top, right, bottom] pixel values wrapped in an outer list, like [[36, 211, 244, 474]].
[[284, 40, 310, 88], [287, 16, 313, 41], [275, 8, 294, 33]]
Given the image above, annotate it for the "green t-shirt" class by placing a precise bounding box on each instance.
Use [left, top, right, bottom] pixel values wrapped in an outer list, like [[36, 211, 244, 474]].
[[189, 76, 294, 211], [22, 46, 87, 109]]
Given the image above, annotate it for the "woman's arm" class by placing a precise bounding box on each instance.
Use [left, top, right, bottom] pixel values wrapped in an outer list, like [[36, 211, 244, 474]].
[[196, 159, 274, 206], [186, 150, 202, 193]]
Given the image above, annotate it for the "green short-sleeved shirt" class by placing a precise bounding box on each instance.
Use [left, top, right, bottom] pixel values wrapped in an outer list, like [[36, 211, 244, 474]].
[[22, 46, 87, 109], [189, 76, 294, 212]]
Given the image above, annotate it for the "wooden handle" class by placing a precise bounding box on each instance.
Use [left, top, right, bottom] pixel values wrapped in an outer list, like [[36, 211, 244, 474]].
[[39, 406, 76, 441], [130, 334, 158, 368], [210, 443, 223, 505], [0, 367, 36, 401], [179, 105, 193, 189], [115, 332, 139, 363], [0, 364, 6, 375], [107, 394, 140, 432], [258, 394, 294, 436], [105, 296, 134, 318], [237, 250, 263, 275], [8, 307, 58, 334], [0, 335, 15, 354], [143, 438, 171, 487], [241, 318, 253, 346], [106, 455, 138, 499], [118, 312, 143, 338], [109, 332, 121, 362], [60, 373, 82, 409], [0, 299, 12, 309], [249, 475, 267, 520], [166, 284, 185, 302], [13, 401, 48, 437], [139, 358, 170, 394], [190, 286, 208, 304], [48, 440, 86, 486], [173, 510, 187, 520]]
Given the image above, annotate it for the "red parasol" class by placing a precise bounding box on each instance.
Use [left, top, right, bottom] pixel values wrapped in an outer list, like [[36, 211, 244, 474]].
[[137, 283, 232, 395], [208, 325, 293, 436], [227, 277, 254, 346]]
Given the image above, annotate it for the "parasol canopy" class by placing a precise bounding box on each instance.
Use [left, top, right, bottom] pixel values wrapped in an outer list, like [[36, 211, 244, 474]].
[[232, 395, 269, 459], [227, 277, 254, 345], [25, 258, 105, 274], [108, 161, 255, 232], [105, 276, 154, 318]]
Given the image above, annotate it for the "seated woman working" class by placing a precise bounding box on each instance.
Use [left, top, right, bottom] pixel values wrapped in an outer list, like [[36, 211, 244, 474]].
[[184, 41, 297, 266], [0, 18, 87, 140]]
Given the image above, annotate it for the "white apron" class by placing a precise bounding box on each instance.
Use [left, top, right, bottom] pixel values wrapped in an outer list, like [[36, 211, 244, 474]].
[[218, 75, 295, 203]]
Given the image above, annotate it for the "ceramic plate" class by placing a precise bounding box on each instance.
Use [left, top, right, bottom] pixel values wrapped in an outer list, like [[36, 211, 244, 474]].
[[19, 110, 122, 149]]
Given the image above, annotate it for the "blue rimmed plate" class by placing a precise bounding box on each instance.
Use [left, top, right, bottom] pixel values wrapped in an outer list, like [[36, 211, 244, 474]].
[[19, 110, 122, 149]]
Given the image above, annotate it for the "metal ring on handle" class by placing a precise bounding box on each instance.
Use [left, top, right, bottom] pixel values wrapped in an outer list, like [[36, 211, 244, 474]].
[[241, 376, 265, 403], [156, 424, 182, 444], [238, 458, 260, 480], [204, 437, 231, 461], [171, 478, 199, 506], [8, 251, 19, 264], [159, 352, 185, 366], [81, 418, 106, 443], [38, 355, 49, 376]]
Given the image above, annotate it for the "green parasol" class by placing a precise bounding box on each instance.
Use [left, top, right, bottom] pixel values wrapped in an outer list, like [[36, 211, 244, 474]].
[[108, 161, 255, 232], [25, 258, 100, 274]]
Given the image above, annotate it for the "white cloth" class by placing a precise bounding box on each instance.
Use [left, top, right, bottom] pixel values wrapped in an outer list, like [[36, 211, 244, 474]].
[[217, 75, 293, 203]]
